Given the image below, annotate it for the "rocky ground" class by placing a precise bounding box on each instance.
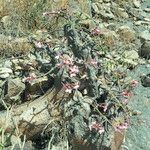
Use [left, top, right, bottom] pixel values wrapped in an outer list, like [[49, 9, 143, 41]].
[[0, 0, 150, 150]]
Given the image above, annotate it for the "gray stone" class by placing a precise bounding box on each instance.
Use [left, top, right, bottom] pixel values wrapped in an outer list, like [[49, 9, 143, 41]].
[[124, 50, 139, 60], [113, 7, 129, 18], [5, 141, 34, 150], [100, 11, 115, 19], [3, 78, 25, 104], [1, 15, 11, 28], [139, 41, 150, 59], [0, 67, 12, 79], [144, 8, 150, 13], [135, 20, 150, 26], [133, 0, 141, 8], [92, 3, 100, 14], [103, 0, 110, 3], [139, 30, 150, 42], [141, 74, 150, 87]]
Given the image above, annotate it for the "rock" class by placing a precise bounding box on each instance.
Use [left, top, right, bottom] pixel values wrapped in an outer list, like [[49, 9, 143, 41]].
[[1, 15, 11, 28], [144, 8, 150, 13], [51, 141, 69, 150], [141, 74, 150, 87], [100, 11, 115, 20], [92, 3, 100, 14], [139, 41, 150, 59], [124, 50, 139, 60], [133, 0, 141, 8], [123, 50, 139, 67], [79, 14, 94, 28], [113, 7, 129, 19], [103, 0, 110, 2], [5, 141, 33, 150], [144, 18, 150, 22], [11, 58, 37, 74], [0, 68, 12, 79], [3, 78, 25, 104], [92, 3, 115, 19], [25, 76, 52, 96], [134, 20, 150, 26], [7, 78, 25, 97], [68, 0, 93, 17], [3, 60, 12, 69], [139, 30, 150, 42], [117, 26, 135, 42]]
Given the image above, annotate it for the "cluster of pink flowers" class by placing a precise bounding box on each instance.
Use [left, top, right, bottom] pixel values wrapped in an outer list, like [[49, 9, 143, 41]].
[[56, 55, 73, 67], [114, 122, 128, 132], [130, 79, 138, 87], [56, 56, 80, 78], [90, 59, 98, 66], [91, 27, 101, 36], [63, 82, 80, 93], [69, 65, 79, 77], [89, 121, 105, 134], [22, 73, 36, 83], [34, 41, 44, 48], [121, 90, 131, 97]]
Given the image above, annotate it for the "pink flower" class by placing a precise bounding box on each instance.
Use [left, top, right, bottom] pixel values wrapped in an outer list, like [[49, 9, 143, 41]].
[[35, 41, 43, 48], [122, 90, 131, 97], [89, 121, 104, 134], [72, 82, 80, 89], [130, 79, 138, 87], [69, 65, 79, 77], [98, 103, 108, 112], [22, 73, 36, 83], [114, 122, 128, 132], [63, 83, 72, 93], [56, 63, 62, 68], [90, 59, 98, 66], [122, 99, 128, 105], [91, 27, 101, 36], [63, 82, 80, 93]]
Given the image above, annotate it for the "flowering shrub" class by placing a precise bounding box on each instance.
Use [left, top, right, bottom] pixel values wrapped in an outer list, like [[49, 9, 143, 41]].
[[30, 11, 138, 149]]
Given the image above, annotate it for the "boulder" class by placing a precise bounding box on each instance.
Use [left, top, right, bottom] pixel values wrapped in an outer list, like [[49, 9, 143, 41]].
[[139, 41, 150, 59]]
